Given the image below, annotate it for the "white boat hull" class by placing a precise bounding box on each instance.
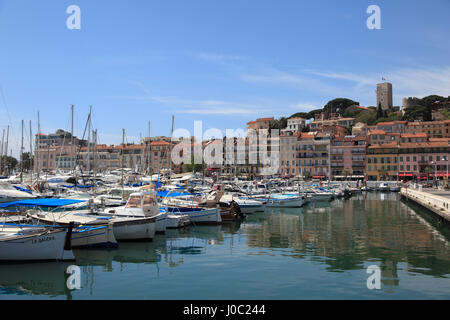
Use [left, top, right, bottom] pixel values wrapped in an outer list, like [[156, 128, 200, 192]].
[[265, 197, 304, 208], [0, 228, 75, 262], [172, 207, 222, 224], [111, 218, 156, 241]]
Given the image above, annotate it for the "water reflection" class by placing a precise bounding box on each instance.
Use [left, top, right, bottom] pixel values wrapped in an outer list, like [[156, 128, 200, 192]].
[[245, 192, 450, 287], [0, 193, 448, 299], [0, 262, 73, 298]]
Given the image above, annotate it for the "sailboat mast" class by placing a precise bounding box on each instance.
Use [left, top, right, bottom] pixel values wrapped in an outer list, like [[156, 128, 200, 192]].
[[5, 125, 9, 176], [37, 111, 41, 179], [71, 105, 74, 174], [0, 129, 4, 176], [20, 120, 24, 183], [93, 129, 97, 194], [121, 128, 125, 198], [147, 121, 151, 175], [29, 120, 32, 181], [87, 106, 92, 173], [170, 115, 174, 178]]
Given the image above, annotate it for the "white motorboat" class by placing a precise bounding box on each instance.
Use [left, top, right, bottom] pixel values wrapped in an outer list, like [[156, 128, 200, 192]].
[[0, 182, 36, 203], [379, 182, 390, 192], [102, 190, 181, 233], [219, 194, 265, 213], [0, 223, 75, 262], [252, 194, 304, 208]]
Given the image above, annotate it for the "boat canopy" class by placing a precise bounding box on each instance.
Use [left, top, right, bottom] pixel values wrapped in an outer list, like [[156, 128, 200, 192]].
[[0, 199, 86, 208], [156, 191, 193, 198]]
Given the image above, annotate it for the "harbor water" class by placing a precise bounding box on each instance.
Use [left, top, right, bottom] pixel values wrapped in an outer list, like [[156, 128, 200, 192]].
[[0, 192, 449, 300]]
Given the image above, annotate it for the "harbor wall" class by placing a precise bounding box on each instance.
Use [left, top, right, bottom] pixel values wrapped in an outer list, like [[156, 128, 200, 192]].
[[400, 187, 450, 223]]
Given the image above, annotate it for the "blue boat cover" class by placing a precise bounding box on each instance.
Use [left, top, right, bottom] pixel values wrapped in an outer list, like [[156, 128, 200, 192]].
[[156, 191, 192, 198], [13, 186, 33, 194], [0, 198, 86, 208]]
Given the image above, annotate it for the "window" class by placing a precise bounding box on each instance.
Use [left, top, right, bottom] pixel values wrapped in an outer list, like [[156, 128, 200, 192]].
[[126, 196, 142, 208]]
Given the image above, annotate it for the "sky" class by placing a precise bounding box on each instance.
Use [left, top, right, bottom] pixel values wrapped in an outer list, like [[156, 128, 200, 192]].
[[0, 0, 449, 158]]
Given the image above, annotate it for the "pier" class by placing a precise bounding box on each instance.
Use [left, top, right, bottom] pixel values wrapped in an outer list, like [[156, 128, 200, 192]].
[[400, 186, 450, 223]]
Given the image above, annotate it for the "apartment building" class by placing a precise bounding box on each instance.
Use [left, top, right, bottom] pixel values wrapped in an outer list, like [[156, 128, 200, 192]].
[[330, 135, 367, 180]]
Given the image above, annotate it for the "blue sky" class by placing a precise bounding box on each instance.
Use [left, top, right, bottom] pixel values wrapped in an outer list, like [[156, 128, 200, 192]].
[[0, 0, 449, 157]]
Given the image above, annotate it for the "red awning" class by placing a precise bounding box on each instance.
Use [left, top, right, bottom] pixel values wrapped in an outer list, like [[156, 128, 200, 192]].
[[399, 173, 414, 177]]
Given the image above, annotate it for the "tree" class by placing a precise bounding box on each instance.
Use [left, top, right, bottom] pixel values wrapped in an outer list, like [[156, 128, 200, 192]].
[[183, 154, 204, 173], [402, 105, 429, 121], [376, 103, 384, 119], [19, 152, 34, 172], [0, 156, 18, 175], [355, 109, 377, 125], [323, 98, 359, 116], [270, 117, 288, 130]]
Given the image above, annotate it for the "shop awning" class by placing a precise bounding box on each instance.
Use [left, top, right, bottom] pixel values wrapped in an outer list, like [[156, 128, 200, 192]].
[[399, 173, 414, 177]]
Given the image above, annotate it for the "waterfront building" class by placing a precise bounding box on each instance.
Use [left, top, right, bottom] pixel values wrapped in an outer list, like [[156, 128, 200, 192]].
[[34, 130, 87, 173], [296, 132, 331, 180], [280, 132, 300, 176], [398, 141, 450, 181], [366, 143, 399, 181], [330, 135, 367, 180]]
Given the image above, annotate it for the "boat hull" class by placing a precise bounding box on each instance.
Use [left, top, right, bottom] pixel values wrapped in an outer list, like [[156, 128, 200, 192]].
[[0, 228, 75, 262]]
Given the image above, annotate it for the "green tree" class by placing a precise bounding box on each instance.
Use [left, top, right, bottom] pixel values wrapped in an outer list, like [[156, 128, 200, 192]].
[[402, 105, 429, 121], [0, 156, 18, 175], [323, 98, 359, 116], [183, 154, 204, 173], [376, 103, 384, 119], [19, 152, 34, 172], [355, 109, 377, 125]]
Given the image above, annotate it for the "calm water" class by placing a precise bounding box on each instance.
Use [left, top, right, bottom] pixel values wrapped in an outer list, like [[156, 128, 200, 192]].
[[1, 193, 449, 300]]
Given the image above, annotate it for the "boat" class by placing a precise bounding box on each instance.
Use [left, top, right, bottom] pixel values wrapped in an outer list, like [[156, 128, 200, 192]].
[[378, 182, 389, 192], [0, 182, 36, 203], [0, 223, 75, 262], [102, 190, 187, 232], [29, 210, 156, 242], [219, 194, 265, 213], [251, 194, 304, 208]]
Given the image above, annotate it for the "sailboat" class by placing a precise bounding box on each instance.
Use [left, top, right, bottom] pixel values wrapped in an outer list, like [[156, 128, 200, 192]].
[[0, 223, 75, 262]]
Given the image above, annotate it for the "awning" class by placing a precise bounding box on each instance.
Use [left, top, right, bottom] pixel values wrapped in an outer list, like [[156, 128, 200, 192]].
[[399, 173, 414, 177], [312, 176, 326, 179], [0, 199, 86, 208]]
